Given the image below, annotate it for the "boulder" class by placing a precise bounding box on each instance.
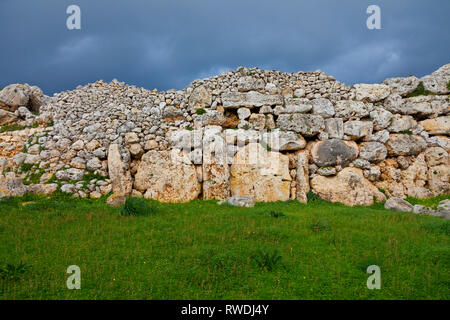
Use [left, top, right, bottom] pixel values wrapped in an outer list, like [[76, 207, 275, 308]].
[[202, 128, 230, 200], [334, 100, 373, 120], [343, 120, 373, 140], [325, 118, 344, 139], [310, 167, 386, 206], [276, 114, 325, 136], [384, 198, 413, 212], [0, 109, 18, 126], [230, 143, 291, 202], [420, 63, 450, 94], [107, 144, 132, 200], [386, 134, 427, 156], [0, 172, 28, 198], [311, 98, 335, 118], [370, 107, 393, 131], [420, 116, 450, 135], [0, 84, 43, 112], [382, 76, 420, 96], [311, 139, 358, 167], [275, 98, 312, 114], [359, 142, 387, 162], [296, 150, 310, 203], [387, 115, 417, 133], [261, 130, 306, 151], [354, 84, 391, 102], [134, 149, 201, 202], [189, 85, 212, 111]]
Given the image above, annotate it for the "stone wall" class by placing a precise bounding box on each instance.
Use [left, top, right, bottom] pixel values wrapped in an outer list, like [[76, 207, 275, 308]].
[[0, 64, 449, 206]]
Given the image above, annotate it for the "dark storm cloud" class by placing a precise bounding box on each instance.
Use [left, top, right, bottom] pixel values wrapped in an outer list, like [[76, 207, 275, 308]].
[[0, 0, 449, 95]]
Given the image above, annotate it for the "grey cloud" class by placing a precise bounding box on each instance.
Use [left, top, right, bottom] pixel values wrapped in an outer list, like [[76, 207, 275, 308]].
[[0, 0, 449, 95]]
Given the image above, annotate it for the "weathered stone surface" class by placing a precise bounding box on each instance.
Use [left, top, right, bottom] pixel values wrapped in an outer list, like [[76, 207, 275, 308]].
[[420, 63, 450, 94], [311, 139, 358, 167], [202, 129, 230, 200], [0, 84, 31, 111], [311, 167, 385, 206], [420, 116, 450, 135], [189, 85, 212, 110], [359, 142, 387, 162], [0, 173, 28, 197], [402, 97, 433, 116], [230, 143, 291, 202], [401, 153, 432, 199], [248, 114, 266, 130], [370, 107, 393, 131], [424, 147, 448, 167], [387, 115, 417, 133], [222, 91, 283, 108], [55, 168, 84, 181], [296, 150, 310, 203], [107, 144, 132, 197], [311, 98, 335, 118], [382, 76, 420, 96], [134, 149, 201, 202], [237, 76, 264, 92], [262, 130, 306, 151], [325, 118, 344, 139], [0, 109, 18, 126], [276, 114, 325, 136], [343, 120, 373, 140], [334, 100, 373, 120], [386, 134, 427, 156], [354, 84, 390, 102], [384, 198, 413, 212], [427, 164, 450, 196]]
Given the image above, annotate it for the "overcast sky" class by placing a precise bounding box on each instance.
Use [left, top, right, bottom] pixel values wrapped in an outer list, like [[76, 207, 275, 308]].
[[0, 0, 449, 95]]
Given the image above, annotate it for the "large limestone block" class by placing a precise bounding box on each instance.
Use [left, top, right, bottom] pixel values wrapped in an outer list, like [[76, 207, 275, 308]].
[[221, 91, 283, 109], [420, 63, 450, 94], [334, 100, 373, 120], [359, 142, 387, 162], [0, 109, 18, 126], [276, 114, 325, 136], [311, 167, 386, 206], [296, 150, 310, 203], [354, 84, 391, 102], [343, 120, 373, 140], [401, 153, 432, 199], [108, 144, 132, 197], [230, 143, 291, 202], [202, 128, 230, 200], [386, 134, 427, 156], [382, 76, 420, 96], [261, 129, 306, 151], [0, 172, 28, 198], [134, 149, 201, 202], [311, 139, 358, 167], [420, 116, 450, 136], [189, 85, 212, 111]]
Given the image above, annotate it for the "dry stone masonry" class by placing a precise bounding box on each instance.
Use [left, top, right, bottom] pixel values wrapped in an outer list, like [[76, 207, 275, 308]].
[[0, 64, 449, 213]]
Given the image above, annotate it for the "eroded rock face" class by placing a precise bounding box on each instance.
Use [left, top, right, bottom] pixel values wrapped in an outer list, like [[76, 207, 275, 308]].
[[0, 109, 18, 126], [0, 84, 44, 112], [296, 150, 310, 203], [420, 63, 450, 94], [311, 139, 358, 167], [354, 84, 391, 102], [334, 100, 373, 120], [359, 142, 387, 162], [386, 134, 427, 156], [189, 85, 212, 111], [261, 130, 306, 151], [276, 114, 325, 136], [420, 116, 450, 135], [108, 144, 132, 198], [310, 167, 386, 206], [0, 173, 28, 197], [230, 143, 291, 202], [382, 76, 420, 96], [134, 149, 201, 202]]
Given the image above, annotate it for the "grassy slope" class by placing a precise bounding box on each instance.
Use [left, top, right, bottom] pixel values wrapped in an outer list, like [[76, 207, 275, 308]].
[[0, 194, 449, 300]]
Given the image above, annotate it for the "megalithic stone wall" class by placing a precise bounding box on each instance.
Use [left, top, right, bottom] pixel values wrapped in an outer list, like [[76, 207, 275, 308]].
[[0, 64, 449, 206]]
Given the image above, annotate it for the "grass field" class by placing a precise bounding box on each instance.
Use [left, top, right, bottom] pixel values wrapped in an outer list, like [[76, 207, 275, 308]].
[[0, 193, 449, 300]]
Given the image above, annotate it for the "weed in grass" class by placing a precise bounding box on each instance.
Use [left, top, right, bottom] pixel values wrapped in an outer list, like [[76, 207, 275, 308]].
[[310, 216, 330, 232], [252, 248, 282, 272], [307, 190, 321, 202], [0, 262, 29, 281], [120, 197, 156, 216], [268, 211, 286, 218]]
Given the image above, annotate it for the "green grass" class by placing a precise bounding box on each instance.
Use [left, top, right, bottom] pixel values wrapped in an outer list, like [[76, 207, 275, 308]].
[[0, 194, 449, 300], [406, 82, 434, 98], [0, 124, 26, 133]]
